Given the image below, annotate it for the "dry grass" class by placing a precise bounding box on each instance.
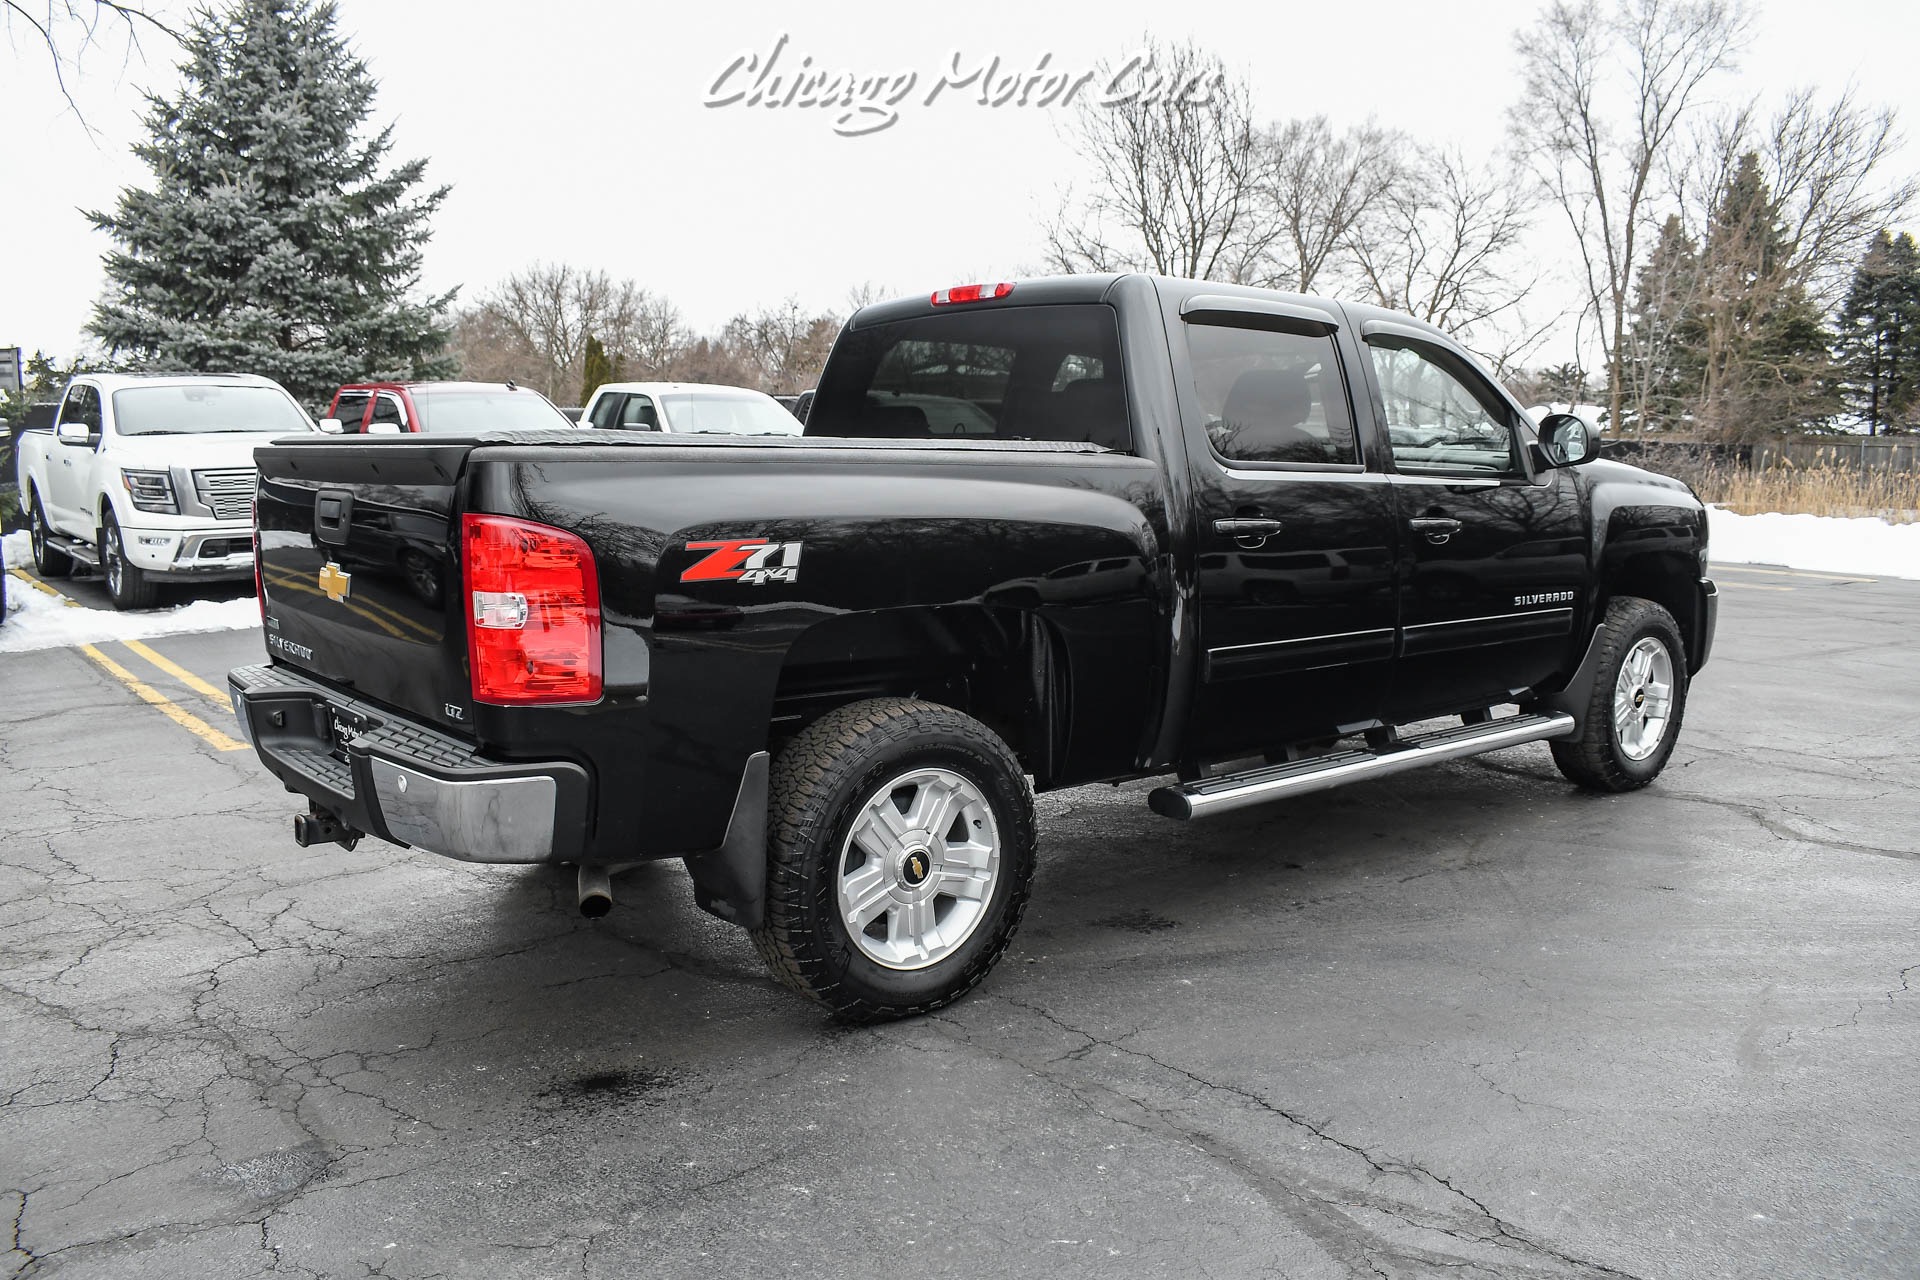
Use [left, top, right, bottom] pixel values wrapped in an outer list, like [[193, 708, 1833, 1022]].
[[1632, 448, 1920, 523], [1696, 459, 1920, 523]]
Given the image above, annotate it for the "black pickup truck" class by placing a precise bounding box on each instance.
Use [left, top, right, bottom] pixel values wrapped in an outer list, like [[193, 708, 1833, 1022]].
[[229, 274, 1716, 1021]]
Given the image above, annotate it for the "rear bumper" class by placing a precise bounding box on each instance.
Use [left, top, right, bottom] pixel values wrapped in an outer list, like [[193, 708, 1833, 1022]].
[[228, 663, 589, 863]]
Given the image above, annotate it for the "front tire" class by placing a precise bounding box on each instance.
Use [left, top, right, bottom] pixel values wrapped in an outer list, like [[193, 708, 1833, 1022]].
[[29, 492, 74, 579], [751, 698, 1036, 1023], [101, 511, 159, 610], [1550, 597, 1688, 792]]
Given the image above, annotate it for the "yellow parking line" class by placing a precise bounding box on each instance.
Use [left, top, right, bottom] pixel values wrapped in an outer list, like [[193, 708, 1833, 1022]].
[[79, 643, 250, 752], [121, 638, 232, 706], [8, 567, 81, 605]]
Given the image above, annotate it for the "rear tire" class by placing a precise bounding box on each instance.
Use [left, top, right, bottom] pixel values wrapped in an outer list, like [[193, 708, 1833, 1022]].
[[751, 697, 1036, 1023], [29, 492, 73, 579], [1550, 597, 1688, 792], [101, 511, 159, 610]]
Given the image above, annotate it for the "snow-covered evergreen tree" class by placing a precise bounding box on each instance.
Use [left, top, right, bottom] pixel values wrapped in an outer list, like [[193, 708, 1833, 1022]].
[[86, 0, 455, 407]]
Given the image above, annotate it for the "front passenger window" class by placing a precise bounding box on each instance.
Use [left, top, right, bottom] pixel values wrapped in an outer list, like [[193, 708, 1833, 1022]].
[[1367, 339, 1520, 474]]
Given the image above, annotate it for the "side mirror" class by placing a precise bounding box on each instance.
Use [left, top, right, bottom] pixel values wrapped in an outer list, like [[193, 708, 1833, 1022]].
[[1537, 413, 1597, 466], [317, 418, 345, 434], [55, 421, 97, 447], [365, 421, 403, 435]]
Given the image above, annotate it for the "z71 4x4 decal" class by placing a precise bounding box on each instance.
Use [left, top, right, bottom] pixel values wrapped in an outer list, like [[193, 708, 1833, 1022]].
[[680, 538, 804, 585]]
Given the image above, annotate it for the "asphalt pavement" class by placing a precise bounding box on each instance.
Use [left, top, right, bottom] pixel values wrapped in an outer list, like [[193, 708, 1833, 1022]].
[[1, 563, 1915, 1279]]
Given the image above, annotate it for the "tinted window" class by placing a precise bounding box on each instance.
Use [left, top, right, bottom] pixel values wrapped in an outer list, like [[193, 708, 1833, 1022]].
[[1365, 339, 1519, 474], [617, 394, 661, 430], [809, 304, 1130, 451], [112, 385, 308, 435], [333, 391, 371, 431], [1186, 322, 1356, 465], [370, 394, 406, 428]]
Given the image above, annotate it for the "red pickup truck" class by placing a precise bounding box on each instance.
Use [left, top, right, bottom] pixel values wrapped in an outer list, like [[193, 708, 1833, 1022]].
[[322, 381, 576, 434]]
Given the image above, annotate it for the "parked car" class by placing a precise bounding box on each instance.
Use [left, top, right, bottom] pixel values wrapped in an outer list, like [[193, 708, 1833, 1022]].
[[231, 273, 1716, 1022], [16, 372, 315, 608], [579, 382, 802, 435], [321, 381, 576, 434]]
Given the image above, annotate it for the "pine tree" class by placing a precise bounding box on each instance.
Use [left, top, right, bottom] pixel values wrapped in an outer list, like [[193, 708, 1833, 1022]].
[[1626, 213, 1703, 434], [1837, 229, 1920, 435], [85, 0, 455, 407], [579, 335, 614, 407], [1683, 153, 1837, 440]]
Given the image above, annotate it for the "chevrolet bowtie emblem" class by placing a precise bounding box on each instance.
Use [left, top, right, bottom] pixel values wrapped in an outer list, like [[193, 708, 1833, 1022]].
[[318, 561, 352, 603]]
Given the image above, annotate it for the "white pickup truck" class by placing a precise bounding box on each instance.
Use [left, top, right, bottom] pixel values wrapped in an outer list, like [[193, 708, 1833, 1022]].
[[15, 372, 316, 609]]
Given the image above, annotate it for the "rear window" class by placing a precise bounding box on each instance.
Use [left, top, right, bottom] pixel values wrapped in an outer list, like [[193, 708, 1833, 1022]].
[[660, 391, 802, 436], [410, 389, 571, 433], [807, 304, 1130, 451]]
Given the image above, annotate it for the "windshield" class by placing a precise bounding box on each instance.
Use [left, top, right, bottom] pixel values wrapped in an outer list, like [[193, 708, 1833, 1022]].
[[410, 389, 573, 433], [661, 392, 802, 436], [112, 385, 311, 436]]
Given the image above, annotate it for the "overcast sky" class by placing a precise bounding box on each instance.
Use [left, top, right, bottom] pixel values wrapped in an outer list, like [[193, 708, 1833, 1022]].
[[4, 0, 1918, 372]]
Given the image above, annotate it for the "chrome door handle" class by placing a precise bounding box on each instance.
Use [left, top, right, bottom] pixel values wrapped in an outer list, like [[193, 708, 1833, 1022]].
[[1213, 517, 1284, 549], [1409, 516, 1461, 545]]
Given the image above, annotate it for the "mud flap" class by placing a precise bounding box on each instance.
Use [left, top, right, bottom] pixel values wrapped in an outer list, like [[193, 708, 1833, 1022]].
[[682, 751, 769, 930]]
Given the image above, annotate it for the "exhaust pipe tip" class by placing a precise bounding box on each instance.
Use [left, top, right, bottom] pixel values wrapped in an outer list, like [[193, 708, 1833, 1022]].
[[577, 865, 614, 918]]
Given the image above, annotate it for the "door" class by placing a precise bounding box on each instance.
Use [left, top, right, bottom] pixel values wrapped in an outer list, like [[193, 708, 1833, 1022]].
[[1359, 328, 1590, 721], [1178, 306, 1399, 759], [46, 383, 101, 529]]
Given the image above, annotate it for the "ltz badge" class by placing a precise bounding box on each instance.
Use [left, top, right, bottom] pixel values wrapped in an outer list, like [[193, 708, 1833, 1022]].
[[680, 539, 804, 586]]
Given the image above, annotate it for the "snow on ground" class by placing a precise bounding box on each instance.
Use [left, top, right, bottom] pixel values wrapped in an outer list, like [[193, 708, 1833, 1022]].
[[1708, 507, 1920, 580], [1, 580, 260, 654], [2, 530, 261, 653]]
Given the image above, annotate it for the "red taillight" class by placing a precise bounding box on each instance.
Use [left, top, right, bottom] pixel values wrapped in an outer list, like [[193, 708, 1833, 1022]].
[[462, 513, 602, 705], [931, 281, 1015, 305]]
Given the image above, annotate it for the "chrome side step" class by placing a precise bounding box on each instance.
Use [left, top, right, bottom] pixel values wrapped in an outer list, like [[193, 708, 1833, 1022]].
[[1148, 712, 1577, 821]]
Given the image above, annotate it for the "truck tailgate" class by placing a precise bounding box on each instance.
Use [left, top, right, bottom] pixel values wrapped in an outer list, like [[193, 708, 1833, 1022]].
[[255, 438, 475, 734]]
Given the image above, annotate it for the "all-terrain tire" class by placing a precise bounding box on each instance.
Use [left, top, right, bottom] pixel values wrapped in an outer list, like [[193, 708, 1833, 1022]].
[[101, 511, 159, 610], [29, 491, 74, 579], [750, 697, 1036, 1023], [1549, 597, 1688, 792]]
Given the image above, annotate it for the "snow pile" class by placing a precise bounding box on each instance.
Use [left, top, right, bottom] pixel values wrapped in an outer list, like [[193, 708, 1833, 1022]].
[[0, 578, 260, 653], [2, 529, 30, 569], [1708, 506, 1920, 580]]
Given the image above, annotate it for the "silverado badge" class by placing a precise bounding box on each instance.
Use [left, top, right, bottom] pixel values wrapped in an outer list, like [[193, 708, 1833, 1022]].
[[319, 561, 352, 603]]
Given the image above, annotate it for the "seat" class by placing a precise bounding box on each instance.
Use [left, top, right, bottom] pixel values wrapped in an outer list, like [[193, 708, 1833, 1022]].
[[1218, 368, 1329, 463], [860, 403, 932, 437], [1050, 379, 1132, 451]]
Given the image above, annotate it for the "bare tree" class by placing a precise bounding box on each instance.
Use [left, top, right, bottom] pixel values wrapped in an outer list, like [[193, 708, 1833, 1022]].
[[1046, 38, 1264, 281], [720, 298, 841, 392], [1249, 116, 1404, 293], [1347, 144, 1539, 341], [5, 1, 177, 121], [1511, 0, 1751, 436], [453, 263, 686, 400]]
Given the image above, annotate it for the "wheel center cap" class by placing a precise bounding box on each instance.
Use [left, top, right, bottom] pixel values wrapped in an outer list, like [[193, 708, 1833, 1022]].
[[1634, 687, 1646, 708], [898, 846, 932, 888]]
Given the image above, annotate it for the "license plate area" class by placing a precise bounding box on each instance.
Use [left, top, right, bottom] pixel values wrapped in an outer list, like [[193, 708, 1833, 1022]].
[[327, 707, 371, 762]]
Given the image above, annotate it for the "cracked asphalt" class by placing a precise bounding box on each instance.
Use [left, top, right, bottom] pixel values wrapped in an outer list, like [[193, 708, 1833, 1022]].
[[3, 563, 1916, 1279]]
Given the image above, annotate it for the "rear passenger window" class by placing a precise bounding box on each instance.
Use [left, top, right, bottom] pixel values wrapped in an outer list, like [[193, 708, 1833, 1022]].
[[807, 304, 1130, 451], [332, 392, 371, 432], [1185, 322, 1356, 466]]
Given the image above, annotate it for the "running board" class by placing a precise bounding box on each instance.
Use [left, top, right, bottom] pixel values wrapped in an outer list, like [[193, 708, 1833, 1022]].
[[1148, 712, 1577, 821]]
